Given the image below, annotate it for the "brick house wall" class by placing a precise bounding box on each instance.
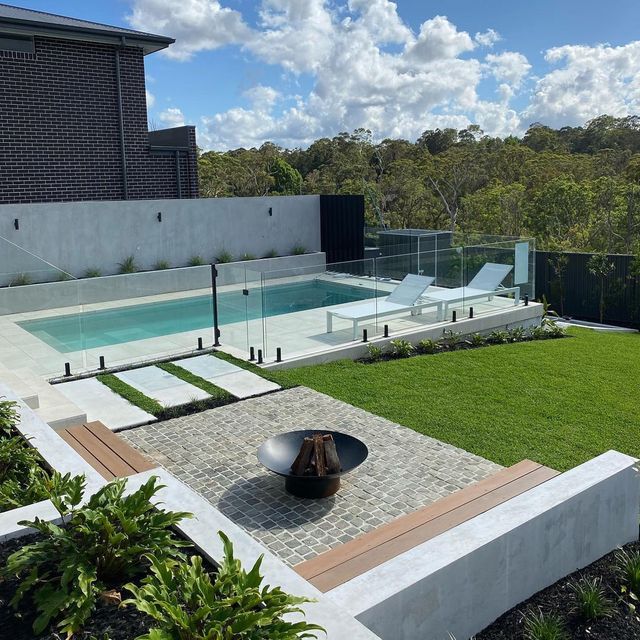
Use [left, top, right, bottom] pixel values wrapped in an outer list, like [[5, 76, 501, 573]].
[[0, 36, 198, 204]]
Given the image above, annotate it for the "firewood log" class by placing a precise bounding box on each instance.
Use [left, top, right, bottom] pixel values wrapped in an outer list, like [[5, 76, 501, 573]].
[[291, 437, 314, 475], [323, 434, 342, 473], [313, 434, 327, 476]]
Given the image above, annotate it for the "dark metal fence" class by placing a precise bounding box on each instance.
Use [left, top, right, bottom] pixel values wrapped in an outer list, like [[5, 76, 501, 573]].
[[535, 251, 640, 327]]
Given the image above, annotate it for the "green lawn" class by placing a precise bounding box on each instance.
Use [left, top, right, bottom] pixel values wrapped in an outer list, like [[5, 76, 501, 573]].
[[269, 329, 640, 471]]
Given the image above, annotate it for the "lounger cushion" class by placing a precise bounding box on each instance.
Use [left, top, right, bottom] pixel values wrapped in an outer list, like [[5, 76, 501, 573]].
[[468, 263, 513, 291], [386, 274, 434, 306]]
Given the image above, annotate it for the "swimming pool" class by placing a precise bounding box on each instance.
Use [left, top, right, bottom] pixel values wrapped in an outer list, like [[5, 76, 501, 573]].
[[18, 279, 384, 353]]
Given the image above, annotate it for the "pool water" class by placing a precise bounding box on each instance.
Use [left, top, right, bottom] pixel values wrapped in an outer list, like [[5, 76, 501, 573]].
[[19, 279, 383, 353]]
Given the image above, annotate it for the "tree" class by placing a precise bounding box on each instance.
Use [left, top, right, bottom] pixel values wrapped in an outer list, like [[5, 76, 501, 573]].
[[587, 253, 615, 323], [269, 158, 302, 195]]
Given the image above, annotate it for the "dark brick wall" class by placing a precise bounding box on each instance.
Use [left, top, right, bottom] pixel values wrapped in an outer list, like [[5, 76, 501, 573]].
[[0, 36, 198, 204]]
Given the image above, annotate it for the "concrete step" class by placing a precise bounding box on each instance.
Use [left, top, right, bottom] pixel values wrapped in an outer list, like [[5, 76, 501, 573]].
[[7, 368, 87, 430], [0, 364, 39, 409]]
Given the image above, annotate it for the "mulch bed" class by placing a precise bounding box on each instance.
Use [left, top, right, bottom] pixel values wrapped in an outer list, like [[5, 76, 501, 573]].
[[0, 533, 214, 640], [477, 540, 640, 639]]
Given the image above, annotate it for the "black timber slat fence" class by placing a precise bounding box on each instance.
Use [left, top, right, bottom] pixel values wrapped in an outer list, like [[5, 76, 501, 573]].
[[320, 195, 365, 264], [535, 251, 640, 328]]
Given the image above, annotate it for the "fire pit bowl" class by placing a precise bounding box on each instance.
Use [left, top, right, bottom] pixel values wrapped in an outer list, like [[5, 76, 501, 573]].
[[257, 430, 368, 498]]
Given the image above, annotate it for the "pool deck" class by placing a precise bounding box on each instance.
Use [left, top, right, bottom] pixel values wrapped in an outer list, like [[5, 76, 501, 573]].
[[0, 275, 520, 379]]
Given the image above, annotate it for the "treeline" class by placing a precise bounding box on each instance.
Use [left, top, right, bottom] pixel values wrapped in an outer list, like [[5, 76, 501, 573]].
[[198, 115, 640, 253]]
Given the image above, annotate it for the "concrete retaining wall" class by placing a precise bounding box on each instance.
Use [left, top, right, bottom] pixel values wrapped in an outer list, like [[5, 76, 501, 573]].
[[329, 451, 640, 640], [0, 252, 326, 315], [0, 195, 321, 280]]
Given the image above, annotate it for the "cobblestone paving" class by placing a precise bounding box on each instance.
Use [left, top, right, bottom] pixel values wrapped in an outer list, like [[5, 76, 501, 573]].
[[121, 387, 501, 566]]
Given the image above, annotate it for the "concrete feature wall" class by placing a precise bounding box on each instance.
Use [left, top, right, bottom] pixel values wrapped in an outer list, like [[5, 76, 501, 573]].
[[0, 195, 321, 280], [330, 451, 640, 640]]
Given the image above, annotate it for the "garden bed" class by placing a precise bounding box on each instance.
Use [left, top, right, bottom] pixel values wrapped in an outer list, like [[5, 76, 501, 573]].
[[477, 541, 640, 639]]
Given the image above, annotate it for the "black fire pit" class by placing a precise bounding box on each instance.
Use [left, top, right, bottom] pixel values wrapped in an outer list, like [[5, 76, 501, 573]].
[[257, 430, 368, 498]]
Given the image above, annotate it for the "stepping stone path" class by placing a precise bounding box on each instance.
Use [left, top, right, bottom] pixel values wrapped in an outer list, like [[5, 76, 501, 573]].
[[115, 366, 209, 407], [56, 378, 155, 430], [177, 355, 280, 399]]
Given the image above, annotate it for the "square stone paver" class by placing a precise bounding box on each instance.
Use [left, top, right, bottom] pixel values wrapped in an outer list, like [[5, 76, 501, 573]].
[[121, 387, 501, 566]]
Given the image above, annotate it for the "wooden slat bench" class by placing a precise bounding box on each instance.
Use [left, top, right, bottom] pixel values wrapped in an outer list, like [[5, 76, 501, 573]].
[[59, 421, 157, 480], [294, 459, 559, 592]]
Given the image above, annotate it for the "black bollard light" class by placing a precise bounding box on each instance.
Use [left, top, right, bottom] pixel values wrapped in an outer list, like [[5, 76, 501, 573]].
[[257, 349, 263, 364], [249, 346, 255, 361], [362, 329, 368, 342], [99, 356, 106, 370], [276, 347, 282, 363], [469, 307, 474, 319], [452, 310, 457, 323], [64, 362, 71, 377], [524, 294, 529, 306], [384, 324, 389, 338], [197, 337, 203, 350]]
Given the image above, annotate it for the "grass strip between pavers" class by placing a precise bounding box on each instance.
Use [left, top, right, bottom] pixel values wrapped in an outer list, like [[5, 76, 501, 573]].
[[97, 374, 163, 417], [212, 350, 295, 389], [157, 362, 234, 402]]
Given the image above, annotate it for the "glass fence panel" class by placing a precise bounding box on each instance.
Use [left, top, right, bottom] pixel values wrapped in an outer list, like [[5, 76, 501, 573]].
[[214, 263, 254, 357], [0, 235, 85, 378], [74, 264, 213, 371], [258, 258, 378, 359]]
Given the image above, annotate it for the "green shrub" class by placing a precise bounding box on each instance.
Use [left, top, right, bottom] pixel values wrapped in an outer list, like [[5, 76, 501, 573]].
[[9, 273, 32, 286], [124, 531, 324, 640], [439, 330, 461, 350], [617, 548, 640, 595], [523, 610, 569, 640], [57, 271, 73, 282], [545, 322, 567, 338], [4, 475, 192, 636], [570, 577, 614, 620], [240, 252, 257, 261], [153, 260, 170, 271], [366, 344, 383, 361], [263, 248, 279, 258], [215, 250, 233, 263], [388, 339, 414, 358], [0, 400, 51, 512], [469, 333, 486, 347], [188, 255, 205, 266], [487, 329, 510, 344], [84, 267, 102, 278], [292, 245, 306, 255], [507, 326, 527, 342], [118, 255, 139, 274], [417, 338, 439, 354]]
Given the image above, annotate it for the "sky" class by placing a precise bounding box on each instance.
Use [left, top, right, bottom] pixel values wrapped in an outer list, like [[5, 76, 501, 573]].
[[9, 0, 640, 150]]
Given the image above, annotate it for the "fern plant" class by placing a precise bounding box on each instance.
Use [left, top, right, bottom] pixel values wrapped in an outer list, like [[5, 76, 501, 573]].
[[4, 475, 192, 636], [124, 531, 324, 640]]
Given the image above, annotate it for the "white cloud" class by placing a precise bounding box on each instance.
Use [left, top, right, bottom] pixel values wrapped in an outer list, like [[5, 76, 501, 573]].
[[158, 107, 186, 127], [129, 1, 640, 148], [128, 0, 250, 61], [486, 51, 531, 88], [145, 89, 155, 108], [475, 28, 501, 48], [525, 41, 640, 127]]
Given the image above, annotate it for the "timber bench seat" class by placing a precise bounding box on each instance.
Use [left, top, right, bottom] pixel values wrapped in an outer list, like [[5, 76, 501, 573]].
[[294, 459, 559, 592], [59, 421, 157, 480]]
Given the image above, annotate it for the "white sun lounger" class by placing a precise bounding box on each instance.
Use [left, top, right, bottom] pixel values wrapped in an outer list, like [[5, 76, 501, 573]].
[[425, 263, 520, 317], [326, 274, 442, 340]]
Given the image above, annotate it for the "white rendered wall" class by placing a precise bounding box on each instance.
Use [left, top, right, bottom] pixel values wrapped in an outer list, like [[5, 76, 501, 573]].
[[329, 451, 640, 640]]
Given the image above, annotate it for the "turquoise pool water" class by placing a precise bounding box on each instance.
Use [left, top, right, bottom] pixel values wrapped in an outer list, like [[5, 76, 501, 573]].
[[19, 279, 383, 353]]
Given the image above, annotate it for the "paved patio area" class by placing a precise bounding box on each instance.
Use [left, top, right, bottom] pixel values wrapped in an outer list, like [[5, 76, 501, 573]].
[[121, 387, 501, 566]]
